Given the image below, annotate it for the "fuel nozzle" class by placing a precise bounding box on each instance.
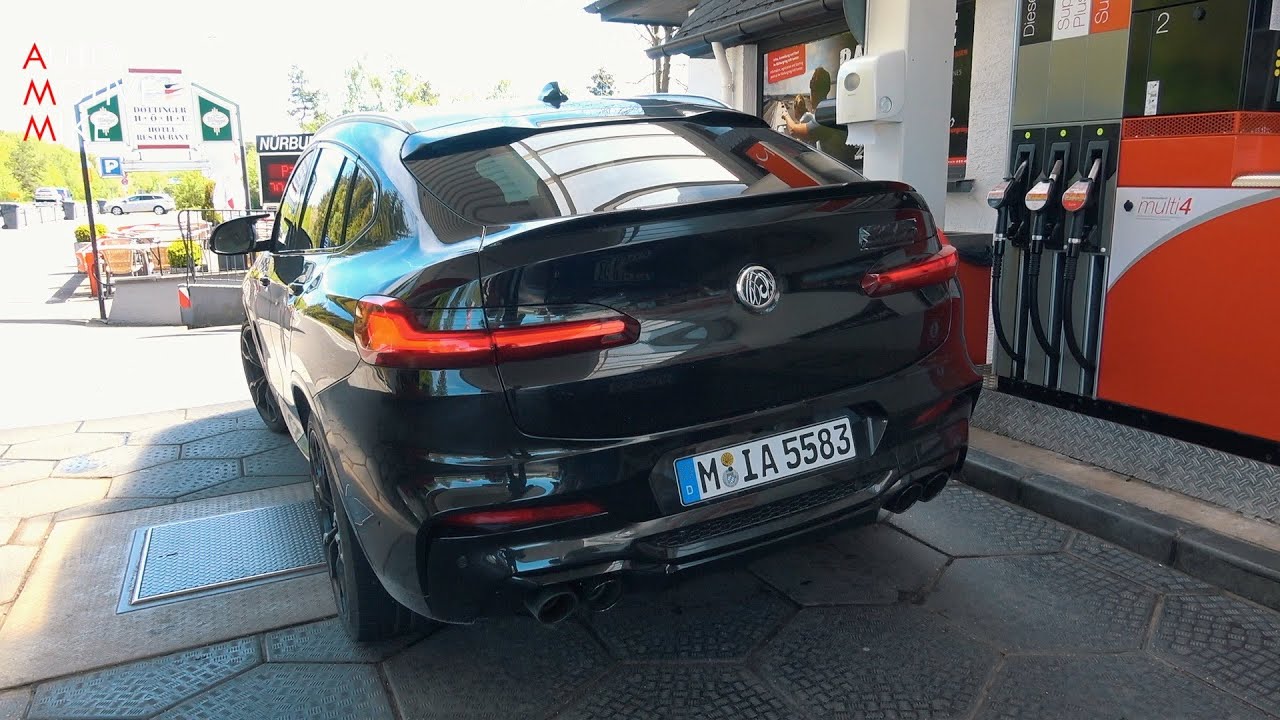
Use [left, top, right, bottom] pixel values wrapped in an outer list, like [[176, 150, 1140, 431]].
[[1024, 158, 1065, 254], [987, 159, 1032, 252], [1061, 157, 1104, 258]]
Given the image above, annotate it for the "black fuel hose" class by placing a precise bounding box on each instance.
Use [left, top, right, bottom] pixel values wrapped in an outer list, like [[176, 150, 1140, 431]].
[[1026, 250, 1061, 380], [990, 241, 1024, 367], [1061, 253, 1096, 372]]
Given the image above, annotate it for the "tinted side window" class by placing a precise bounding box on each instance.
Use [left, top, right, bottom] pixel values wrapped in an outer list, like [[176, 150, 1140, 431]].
[[321, 159, 359, 248], [341, 166, 376, 243], [276, 150, 320, 252], [298, 150, 348, 251]]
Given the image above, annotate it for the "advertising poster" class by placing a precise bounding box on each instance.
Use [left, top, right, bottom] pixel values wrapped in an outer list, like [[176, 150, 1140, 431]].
[[951, 0, 976, 180], [761, 31, 862, 171]]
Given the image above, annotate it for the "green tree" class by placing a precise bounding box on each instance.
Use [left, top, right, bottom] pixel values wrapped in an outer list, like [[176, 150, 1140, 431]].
[[288, 65, 330, 132], [390, 67, 439, 109], [487, 80, 514, 101], [589, 68, 617, 96], [343, 59, 439, 113], [245, 141, 262, 209], [7, 141, 42, 196]]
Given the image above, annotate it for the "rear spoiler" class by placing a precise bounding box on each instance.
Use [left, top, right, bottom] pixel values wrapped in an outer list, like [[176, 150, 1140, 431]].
[[477, 179, 924, 250], [401, 108, 768, 162]]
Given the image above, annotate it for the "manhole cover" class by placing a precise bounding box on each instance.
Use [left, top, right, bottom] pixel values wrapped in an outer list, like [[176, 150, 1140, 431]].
[[118, 501, 324, 613]]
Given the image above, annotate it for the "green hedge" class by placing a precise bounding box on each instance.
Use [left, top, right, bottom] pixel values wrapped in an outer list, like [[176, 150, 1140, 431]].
[[74, 224, 107, 243], [167, 240, 203, 269]]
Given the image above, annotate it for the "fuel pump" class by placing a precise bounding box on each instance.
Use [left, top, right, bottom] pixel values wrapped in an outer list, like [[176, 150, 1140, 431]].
[[1058, 139, 1110, 383], [1020, 140, 1072, 387], [985, 147, 1034, 378]]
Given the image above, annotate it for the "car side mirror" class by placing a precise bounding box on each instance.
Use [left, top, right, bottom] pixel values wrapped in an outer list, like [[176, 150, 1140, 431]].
[[210, 214, 270, 255]]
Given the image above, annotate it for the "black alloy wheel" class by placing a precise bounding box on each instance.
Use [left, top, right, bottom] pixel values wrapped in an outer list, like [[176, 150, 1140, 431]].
[[239, 323, 287, 434], [306, 415, 422, 642]]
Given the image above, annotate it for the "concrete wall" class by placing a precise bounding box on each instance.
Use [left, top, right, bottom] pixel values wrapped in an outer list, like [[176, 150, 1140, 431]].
[[687, 57, 723, 103], [944, 0, 1017, 233], [107, 275, 185, 326], [184, 284, 246, 329]]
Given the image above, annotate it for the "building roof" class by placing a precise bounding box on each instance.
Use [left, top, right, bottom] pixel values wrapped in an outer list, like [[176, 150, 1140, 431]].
[[645, 0, 847, 59], [583, 0, 697, 26]]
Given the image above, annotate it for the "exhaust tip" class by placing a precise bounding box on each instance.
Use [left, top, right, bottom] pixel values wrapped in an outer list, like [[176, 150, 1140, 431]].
[[583, 578, 623, 613], [525, 587, 580, 625], [920, 472, 950, 502], [883, 482, 924, 514]]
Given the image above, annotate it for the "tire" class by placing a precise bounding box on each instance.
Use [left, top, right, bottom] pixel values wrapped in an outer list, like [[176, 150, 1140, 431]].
[[110, 206, 123, 215], [308, 415, 422, 641], [239, 324, 287, 434], [154, 206, 166, 215]]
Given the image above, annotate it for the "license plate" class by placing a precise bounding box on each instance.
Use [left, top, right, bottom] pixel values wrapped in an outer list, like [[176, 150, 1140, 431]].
[[674, 418, 856, 506]]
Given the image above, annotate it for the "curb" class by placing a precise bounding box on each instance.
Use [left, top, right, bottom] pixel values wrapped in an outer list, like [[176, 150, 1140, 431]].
[[962, 448, 1280, 612]]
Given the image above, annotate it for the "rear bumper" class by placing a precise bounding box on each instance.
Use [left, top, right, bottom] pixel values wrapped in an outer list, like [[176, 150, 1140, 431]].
[[419, 434, 966, 623]]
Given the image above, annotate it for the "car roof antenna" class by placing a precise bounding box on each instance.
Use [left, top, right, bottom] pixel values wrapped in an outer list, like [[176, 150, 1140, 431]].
[[538, 82, 569, 109]]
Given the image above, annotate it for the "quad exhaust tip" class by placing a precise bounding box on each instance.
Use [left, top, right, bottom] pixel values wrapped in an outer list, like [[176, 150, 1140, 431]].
[[525, 587, 580, 625], [883, 472, 951, 514], [526, 577, 624, 625]]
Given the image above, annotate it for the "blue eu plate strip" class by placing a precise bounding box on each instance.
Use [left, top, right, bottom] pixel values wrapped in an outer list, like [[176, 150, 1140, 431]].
[[675, 457, 701, 505]]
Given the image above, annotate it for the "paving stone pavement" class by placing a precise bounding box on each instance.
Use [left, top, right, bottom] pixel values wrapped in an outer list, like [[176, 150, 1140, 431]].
[[0, 406, 1278, 719]]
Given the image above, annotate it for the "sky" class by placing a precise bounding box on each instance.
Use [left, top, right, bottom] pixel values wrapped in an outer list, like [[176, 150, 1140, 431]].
[[3, 0, 689, 150]]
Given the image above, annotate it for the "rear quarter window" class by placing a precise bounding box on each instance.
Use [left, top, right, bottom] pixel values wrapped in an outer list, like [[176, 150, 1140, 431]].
[[404, 120, 863, 228]]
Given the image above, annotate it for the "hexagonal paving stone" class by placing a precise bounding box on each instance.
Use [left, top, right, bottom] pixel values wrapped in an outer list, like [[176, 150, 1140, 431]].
[[52, 444, 181, 478], [264, 617, 424, 662], [1152, 594, 1280, 715], [108, 459, 243, 498], [126, 418, 242, 446], [181, 429, 291, 460], [241, 445, 308, 477], [0, 546, 38, 604], [0, 477, 108, 519], [155, 663, 393, 720], [27, 638, 259, 720], [590, 570, 793, 660], [559, 665, 794, 720], [926, 553, 1155, 653], [0, 422, 80, 446], [761, 605, 998, 719], [1068, 534, 1214, 595], [386, 618, 607, 718], [184, 402, 255, 420], [180, 475, 308, 501], [889, 485, 1069, 557], [78, 410, 187, 434], [55, 497, 171, 521], [5, 433, 126, 461], [975, 653, 1270, 720], [0, 688, 31, 720], [0, 518, 17, 544], [751, 524, 946, 606], [0, 459, 54, 488]]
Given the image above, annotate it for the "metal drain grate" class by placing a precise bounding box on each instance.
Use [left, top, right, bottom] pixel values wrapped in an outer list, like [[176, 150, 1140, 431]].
[[118, 502, 325, 613]]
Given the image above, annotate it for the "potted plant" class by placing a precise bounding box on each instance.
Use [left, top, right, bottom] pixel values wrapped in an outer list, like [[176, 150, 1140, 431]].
[[166, 240, 205, 274], [73, 224, 108, 273]]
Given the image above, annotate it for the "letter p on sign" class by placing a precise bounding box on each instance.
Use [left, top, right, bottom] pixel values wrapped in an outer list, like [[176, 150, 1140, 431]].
[[99, 157, 123, 178]]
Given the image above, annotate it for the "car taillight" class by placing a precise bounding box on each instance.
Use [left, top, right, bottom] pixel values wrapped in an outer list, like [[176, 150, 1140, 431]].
[[353, 296, 640, 369], [437, 500, 607, 529], [861, 245, 959, 298]]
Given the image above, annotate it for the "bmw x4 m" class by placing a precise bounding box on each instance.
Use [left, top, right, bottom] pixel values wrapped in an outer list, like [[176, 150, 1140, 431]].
[[211, 94, 982, 641]]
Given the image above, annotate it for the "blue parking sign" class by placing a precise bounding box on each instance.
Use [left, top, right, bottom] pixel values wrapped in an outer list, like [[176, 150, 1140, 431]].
[[99, 157, 123, 178]]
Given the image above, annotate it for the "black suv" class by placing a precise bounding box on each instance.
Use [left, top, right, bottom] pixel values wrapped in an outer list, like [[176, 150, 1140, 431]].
[[212, 93, 981, 641]]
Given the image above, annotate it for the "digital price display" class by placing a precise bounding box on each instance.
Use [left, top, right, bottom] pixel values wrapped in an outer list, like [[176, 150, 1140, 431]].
[[258, 154, 299, 205], [255, 134, 312, 206]]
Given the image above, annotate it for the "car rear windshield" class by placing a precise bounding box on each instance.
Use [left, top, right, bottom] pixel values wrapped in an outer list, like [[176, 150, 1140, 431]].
[[403, 120, 864, 227]]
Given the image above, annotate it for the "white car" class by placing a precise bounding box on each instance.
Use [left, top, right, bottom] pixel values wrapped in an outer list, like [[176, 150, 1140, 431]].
[[106, 193, 177, 215]]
